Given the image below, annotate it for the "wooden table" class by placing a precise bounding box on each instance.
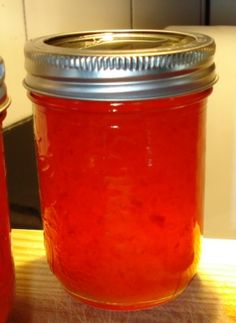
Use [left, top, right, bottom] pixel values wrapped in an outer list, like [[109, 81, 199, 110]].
[[7, 230, 236, 323]]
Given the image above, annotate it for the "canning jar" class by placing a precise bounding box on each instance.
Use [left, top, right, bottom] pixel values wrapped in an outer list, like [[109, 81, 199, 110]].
[[0, 57, 14, 321], [24, 30, 217, 310]]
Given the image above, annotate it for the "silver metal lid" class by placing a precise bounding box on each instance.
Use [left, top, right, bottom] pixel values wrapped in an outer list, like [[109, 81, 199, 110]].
[[0, 57, 10, 112], [24, 30, 217, 101]]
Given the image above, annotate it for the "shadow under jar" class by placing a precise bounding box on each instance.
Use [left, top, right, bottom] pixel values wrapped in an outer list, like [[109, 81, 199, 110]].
[[0, 57, 14, 321], [24, 30, 217, 310]]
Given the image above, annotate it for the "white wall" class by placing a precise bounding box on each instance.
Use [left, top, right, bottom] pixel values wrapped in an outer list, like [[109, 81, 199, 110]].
[[168, 26, 236, 239], [0, 0, 31, 127]]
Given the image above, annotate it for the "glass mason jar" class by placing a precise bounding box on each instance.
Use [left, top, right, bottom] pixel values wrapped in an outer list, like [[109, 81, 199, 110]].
[[24, 30, 217, 310], [0, 57, 15, 320]]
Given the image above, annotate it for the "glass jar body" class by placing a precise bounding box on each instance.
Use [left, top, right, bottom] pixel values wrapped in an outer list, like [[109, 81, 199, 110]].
[[0, 105, 15, 321], [30, 90, 211, 310]]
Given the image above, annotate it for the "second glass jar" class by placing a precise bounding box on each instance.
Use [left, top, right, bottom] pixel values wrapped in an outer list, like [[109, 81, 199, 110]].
[[0, 57, 14, 321]]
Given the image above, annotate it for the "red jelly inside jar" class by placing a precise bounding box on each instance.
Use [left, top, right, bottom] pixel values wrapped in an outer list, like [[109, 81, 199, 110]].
[[30, 89, 210, 310], [24, 29, 217, 310], [0, 106, 14, 321]]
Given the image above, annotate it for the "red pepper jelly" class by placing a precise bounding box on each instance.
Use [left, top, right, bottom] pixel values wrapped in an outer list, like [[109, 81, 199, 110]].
[[24, 30, 217, 310], [0, 57, 14, 321]]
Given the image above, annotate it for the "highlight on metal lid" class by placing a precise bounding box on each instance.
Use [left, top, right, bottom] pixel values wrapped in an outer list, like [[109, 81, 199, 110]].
[[0, 57, 6, 100], [0, 57, 10, 112], [24, 29, 217, 101]]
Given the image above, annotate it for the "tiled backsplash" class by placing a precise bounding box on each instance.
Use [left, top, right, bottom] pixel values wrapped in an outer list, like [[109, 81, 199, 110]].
[[132, 0, 204, 28], [210, 0, 236, 25], [24, 0, 131, 39], [1, 0, 204, 127]]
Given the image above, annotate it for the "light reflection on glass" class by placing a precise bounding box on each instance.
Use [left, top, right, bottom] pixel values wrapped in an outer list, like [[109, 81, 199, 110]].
[[110, 125, 119, 129], [102, 34, 113, 42]]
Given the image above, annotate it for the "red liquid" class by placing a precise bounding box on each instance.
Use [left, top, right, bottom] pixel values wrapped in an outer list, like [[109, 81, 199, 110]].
[[0, 108, 14, 321], [31, 90, 210, 310]]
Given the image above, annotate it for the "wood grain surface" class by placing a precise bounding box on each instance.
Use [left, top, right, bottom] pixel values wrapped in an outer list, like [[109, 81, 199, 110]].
[[7, 230, 236, 323]]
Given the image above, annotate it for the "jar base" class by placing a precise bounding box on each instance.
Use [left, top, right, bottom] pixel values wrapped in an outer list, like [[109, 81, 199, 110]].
[[65, 285, 188, 311]]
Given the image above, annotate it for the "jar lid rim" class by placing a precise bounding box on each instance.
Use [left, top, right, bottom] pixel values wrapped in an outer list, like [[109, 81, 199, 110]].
[[24, 29, 217, 100], [0, 57, 8, 108]]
